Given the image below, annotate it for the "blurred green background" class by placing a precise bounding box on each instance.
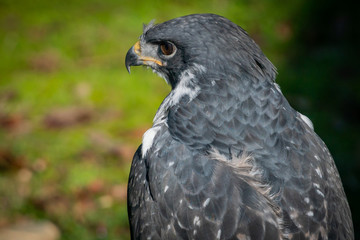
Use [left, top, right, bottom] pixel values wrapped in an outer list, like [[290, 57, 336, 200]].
[[0, 0, 359, 239]]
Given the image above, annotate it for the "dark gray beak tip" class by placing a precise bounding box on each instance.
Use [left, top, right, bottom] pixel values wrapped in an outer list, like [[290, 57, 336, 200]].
[[125, 46, 138, 74]]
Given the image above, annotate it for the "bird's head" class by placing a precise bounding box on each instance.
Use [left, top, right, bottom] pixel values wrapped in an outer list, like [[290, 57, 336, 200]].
[[125, 14, 276, 89]]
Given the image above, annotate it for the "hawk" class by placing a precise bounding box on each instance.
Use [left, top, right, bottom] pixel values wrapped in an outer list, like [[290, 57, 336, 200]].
[[125, 14, 354, 240]]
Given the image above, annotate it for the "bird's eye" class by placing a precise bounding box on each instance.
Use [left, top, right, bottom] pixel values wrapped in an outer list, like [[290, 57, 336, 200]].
[[159, 42, 176, 56]]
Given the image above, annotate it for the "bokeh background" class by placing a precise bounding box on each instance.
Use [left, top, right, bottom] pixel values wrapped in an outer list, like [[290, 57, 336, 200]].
[[0, 0, 359, 239]]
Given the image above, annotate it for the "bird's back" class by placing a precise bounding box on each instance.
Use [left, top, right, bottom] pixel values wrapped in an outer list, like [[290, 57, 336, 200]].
[[127, 81, 353, 239]]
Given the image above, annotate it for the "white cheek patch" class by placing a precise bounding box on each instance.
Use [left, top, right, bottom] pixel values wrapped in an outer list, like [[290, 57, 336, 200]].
[[170, 71, 199, 106], [141, 64, 206, 157], [169, 63, 205, 106]]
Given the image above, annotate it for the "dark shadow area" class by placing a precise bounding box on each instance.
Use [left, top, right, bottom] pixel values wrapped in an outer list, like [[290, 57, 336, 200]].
[[278, 0, 360, 237]]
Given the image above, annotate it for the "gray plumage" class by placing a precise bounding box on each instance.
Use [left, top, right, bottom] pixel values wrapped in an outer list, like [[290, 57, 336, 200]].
[[125, 14, 354, 240]]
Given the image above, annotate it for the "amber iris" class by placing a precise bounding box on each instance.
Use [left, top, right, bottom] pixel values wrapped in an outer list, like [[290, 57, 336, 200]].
[[160, 42, 175, 56]]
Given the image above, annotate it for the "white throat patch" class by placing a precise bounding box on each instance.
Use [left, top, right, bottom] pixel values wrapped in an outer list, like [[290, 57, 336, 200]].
[[141, 64, 206, 157]]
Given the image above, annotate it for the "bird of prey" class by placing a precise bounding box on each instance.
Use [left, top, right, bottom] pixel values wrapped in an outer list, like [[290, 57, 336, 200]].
[[125, 14, 354, 240]]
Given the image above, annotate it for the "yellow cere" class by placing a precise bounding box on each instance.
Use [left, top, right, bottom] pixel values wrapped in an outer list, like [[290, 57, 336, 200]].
[[133, 41, 163, 66]]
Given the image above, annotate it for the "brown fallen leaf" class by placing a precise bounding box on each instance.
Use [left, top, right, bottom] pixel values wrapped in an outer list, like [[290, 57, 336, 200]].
[[32, 158, 48, 172], [86, 179, 105, 195], [74, 82, 92, 100], [16, 168, 32, 183], [73, 198, 95, 221], [43, 106, 93, 129], [110, 184, 127, 202], [0, 149, 26, 172], [44, 197, 70, 218], [28, 49, 60, 73], [0, 90, 18, 102], [0, 110, 32, 135], [0, 220, 60, 240], [89, 132, 114, 150], [0, 112, 24, 130], [89, 131, 136, 161], [98, 195, 113, 209], [120, 126, 149, 140], [110, 144, 136, 161]]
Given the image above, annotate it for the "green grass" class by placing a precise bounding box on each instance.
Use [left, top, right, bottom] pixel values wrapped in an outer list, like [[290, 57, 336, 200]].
[[0, 0, 305, 239]]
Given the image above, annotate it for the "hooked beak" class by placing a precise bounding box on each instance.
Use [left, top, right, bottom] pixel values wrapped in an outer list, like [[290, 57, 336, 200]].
[[125, 45, 139, 73], [125, 41, 163, 73]]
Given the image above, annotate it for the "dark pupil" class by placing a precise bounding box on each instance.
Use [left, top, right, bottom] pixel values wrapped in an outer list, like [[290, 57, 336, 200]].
[[160, 42, 174, 55]]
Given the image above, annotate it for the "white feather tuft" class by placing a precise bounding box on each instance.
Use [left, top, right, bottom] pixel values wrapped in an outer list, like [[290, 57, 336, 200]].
[[298, 112, 314, 130]]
